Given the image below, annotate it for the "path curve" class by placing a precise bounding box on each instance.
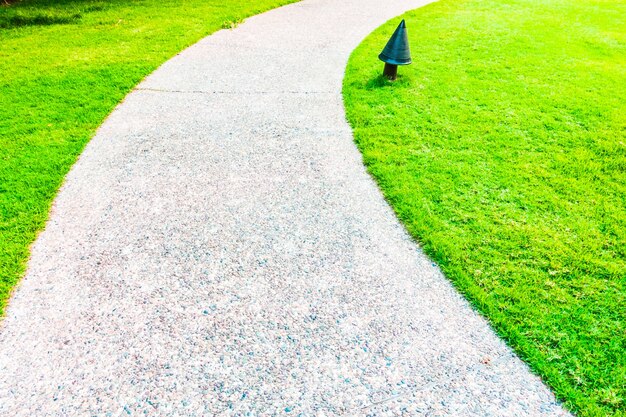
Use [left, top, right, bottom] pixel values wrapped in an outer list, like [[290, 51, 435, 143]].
[[0, 0, 571, 415]]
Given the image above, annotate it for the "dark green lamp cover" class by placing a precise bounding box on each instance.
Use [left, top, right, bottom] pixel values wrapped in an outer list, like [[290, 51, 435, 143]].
[[378, 20, 412, 65]]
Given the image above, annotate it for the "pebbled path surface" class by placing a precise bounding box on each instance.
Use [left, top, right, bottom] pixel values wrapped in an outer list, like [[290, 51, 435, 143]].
[[0, 0, 572, 415]]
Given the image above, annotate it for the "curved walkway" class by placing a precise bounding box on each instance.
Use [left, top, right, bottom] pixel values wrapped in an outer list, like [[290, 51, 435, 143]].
[[0, 0, 571, 415]]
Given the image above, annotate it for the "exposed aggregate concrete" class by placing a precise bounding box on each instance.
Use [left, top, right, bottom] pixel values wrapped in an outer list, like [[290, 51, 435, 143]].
[[0, 0, 572, 415]]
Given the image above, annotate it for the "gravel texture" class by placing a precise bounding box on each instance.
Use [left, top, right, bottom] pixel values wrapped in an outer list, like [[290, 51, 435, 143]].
[[0, 0, 572, 415]]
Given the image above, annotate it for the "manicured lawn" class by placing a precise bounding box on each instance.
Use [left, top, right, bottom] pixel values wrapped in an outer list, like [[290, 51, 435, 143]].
[[0, 0, 296, 315], [343, 0, 625, 415]]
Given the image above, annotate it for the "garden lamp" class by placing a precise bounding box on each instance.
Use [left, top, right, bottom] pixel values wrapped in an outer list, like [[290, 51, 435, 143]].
[[379, 19, 412, 80]]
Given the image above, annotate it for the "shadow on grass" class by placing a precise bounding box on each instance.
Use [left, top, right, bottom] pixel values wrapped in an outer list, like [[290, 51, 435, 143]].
[[0, 11, 81, 28], [364, 72, 413, 90], [0, 0, 110, 29]]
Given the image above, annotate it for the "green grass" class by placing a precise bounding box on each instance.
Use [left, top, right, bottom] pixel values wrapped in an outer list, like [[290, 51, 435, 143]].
[[343, 0, 625, 415], [0, 0, 296, 315]]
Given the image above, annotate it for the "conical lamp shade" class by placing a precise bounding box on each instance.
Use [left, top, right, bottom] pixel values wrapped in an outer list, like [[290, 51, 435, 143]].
[[378, 20, 412, 65]]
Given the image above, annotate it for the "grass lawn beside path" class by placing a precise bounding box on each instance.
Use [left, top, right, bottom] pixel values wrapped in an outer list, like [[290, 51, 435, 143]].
[[343, 0, 625, 415], [0, 0, 296, 315]]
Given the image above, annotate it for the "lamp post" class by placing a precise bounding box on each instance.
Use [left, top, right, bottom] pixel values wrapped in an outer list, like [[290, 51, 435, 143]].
[[378, 20, 412, 81]]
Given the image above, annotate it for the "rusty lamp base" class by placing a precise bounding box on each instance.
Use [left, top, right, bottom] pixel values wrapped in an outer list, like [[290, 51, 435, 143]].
[[383, 63, 398, 80]]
